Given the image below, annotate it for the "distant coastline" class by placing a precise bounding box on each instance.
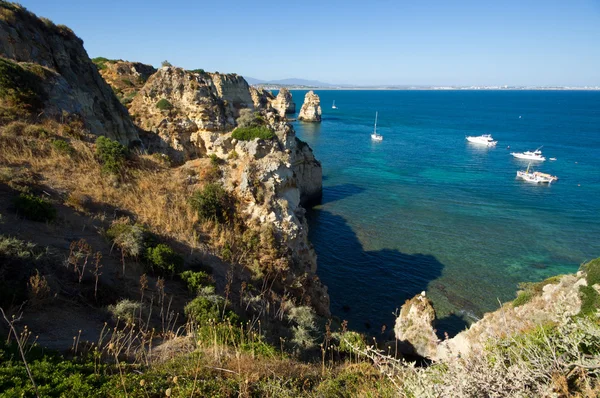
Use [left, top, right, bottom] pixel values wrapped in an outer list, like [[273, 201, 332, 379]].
[[254, 84, 600, 91]]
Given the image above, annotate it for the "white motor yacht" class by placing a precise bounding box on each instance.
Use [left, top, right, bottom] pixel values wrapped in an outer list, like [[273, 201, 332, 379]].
[[511, 148, 546, 161], [466, 134, 497, 147]]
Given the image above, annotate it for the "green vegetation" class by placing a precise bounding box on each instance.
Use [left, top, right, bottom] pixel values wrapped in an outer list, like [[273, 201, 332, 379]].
[[184, 295, 238, 325], [91, 57, 118, 70], [155, 98, 173, 111], [13, 192, 56, 222], [0, 57, 46, 112], [161, 60, 172, 67], [95, 135, 128, 175], [144, 243, 184, 277], [189, 183, 232, 223], [231, 126, 275, 141], [180, 270, 212, 294], [512, 274, 563, 307], [51, 138, 75, 156], [188, 68, 205, 74], [582, 257, 600, 287]]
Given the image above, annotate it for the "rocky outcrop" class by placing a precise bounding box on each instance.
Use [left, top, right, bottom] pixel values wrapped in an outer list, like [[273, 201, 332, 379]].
[[96, 60, 156, 107], [298, 91, 322, 122], [394, 292, 438, 358], [250, 86, 275, 110], [129, 67, 257, 163], [271, 88, 295, 116], [0, 3, 139, 144], [395, 266, 597, 361]]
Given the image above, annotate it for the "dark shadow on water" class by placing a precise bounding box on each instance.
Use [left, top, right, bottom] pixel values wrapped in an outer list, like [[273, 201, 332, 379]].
[[435, 314, 470, 338], [320, 184, 366, 205], [307, 207, 468, 338]]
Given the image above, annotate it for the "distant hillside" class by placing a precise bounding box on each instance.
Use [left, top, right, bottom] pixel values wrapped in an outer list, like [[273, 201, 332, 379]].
[[243, 76, 335, 87]]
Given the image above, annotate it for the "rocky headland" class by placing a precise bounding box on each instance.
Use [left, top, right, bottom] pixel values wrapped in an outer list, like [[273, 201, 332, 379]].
[[298, 90, 322, 122]]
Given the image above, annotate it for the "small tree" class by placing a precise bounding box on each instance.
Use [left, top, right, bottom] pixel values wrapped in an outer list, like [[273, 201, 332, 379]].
[[161, 60, 172, 67]]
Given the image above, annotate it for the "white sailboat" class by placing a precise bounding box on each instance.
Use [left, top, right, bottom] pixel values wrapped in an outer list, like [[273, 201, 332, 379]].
[[371, 112, 383, 141], [332, 100, 337, 109]]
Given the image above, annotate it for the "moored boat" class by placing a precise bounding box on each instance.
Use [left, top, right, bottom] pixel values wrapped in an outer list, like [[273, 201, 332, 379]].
[[511, 148, 546, 161], [466, 134, 497, 147], [371, 111, 383, 141], [516, 163, 558, 184]]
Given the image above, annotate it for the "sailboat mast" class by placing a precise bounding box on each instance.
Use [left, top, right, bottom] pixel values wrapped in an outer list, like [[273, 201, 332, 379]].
[[374, 112, 378, 133]]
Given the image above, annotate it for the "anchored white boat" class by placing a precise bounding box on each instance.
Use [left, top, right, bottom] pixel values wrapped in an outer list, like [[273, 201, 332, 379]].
[[466, 134, 497, 147], [371, 111, 383, 141], [511, 147, 546, 161], [332, 100, 337, 109], [516, 163, 558, 184]]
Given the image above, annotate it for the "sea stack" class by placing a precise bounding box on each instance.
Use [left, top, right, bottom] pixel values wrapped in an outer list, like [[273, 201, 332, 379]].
[[272, 87, 295, 116], [298, 91, 322, 122]]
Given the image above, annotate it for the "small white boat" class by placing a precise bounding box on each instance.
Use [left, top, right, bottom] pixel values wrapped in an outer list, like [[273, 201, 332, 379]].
[[511, 148, 546, 161], [332, 100, 337, 109], [371, 111, 383, 141], [466, 134, 497, 147], [549, 157, 557, 161], [516, 163, 558, 184]]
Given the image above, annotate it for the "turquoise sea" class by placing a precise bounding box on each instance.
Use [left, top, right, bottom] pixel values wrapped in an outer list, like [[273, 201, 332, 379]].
[[288, 90, 600, 336]]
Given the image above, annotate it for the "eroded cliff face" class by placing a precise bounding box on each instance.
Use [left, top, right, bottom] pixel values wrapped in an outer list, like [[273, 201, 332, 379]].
[[195, 113, 329, 315], [0, 3, 139, 143], [271, 87, 296, 116], [250, 86, 275, 110], [298, 90, 322, 122], [129, 67, 259, 162]]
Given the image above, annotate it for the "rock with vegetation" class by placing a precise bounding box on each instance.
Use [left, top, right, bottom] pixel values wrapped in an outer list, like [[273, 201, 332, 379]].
[[394, 291, 439, 358], [129, 66, 255, 162], [298, 90, 322, 122], [249, 86, 275, 110], [92, 58, 156, 107], [271, 87, 296, 116], [0, 1, 139, 144]]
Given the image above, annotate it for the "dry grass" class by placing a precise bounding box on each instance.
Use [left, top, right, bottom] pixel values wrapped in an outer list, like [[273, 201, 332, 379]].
[[0, 122, 200, 247]]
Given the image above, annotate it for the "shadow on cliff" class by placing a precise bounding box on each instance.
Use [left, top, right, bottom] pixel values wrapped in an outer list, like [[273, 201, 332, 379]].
[[306, 208, 468, 339], [320, 184, 366, 205]]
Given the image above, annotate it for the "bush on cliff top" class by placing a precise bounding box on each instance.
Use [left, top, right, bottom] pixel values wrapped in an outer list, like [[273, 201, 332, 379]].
[[231, 126, 274, 141]]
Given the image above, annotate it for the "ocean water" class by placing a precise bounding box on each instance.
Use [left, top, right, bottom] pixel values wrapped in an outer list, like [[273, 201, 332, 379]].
[[288, 90, 600, 336]]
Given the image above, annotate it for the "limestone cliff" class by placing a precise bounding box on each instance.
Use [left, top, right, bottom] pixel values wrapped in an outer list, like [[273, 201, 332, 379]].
[[271, 88, 296, 116], [298, 91, 322, 122], [129, 67, 257, 162], [193, 112, 328, 315], [0, 2, 139, 144], [95, 59, 156, 107]]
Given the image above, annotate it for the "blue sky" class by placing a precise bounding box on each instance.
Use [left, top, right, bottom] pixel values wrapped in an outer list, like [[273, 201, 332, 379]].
[[18, 0, 600, 86]]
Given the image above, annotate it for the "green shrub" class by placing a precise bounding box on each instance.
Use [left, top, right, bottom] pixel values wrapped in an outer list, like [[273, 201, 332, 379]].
[[107, 299, 142, 323], [579, 285, 600, 317], [95, 136, 128, 175], [209, 153, 222, 166], [13, 193, 56, 222], [231, 126, 275, 141], [336, 331, 366, 354], [144, 244, 184, 277], [512, 275, 563, 307], [155, 98, 173, 111], [0, 57, 46, 111], [189, 68, 205, 74], [180, 270, 213, 294], [189, 183, 232, 223], [91, 57, 117, 71], [184, 296, 238, 325], [583, 258, 600, 287], [161, 60, 172, 67], [51, 139, 75, 156], [105, 220, 147, 257], [287, 306, 318, 349]]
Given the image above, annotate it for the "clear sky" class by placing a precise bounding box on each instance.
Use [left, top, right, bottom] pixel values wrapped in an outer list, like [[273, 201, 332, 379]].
[[17, 0, 600, 86]]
